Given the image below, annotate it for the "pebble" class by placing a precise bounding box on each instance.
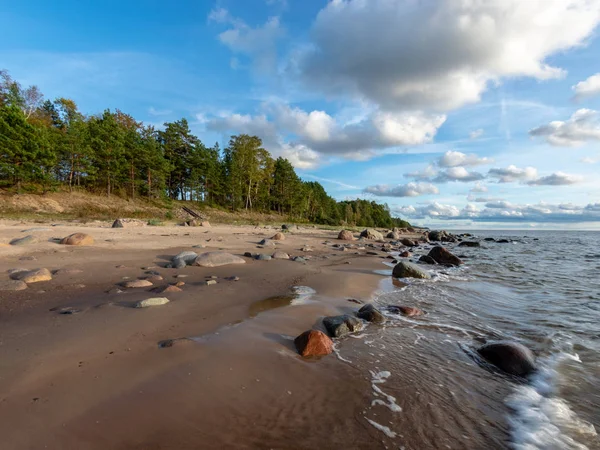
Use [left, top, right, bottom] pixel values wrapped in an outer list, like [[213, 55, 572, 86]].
[[205, 280, 217, 286]]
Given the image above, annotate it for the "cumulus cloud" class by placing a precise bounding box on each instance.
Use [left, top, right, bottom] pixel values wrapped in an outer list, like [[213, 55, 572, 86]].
[[433, 167, 485, 183], [487, 165, 538, 183], [581, 156, 599, 164], [209, 8, 285, 73], [299, 0, 600, 112], [527, 172, 582, 186], [437, 150, 493, 167], [469, 129, 484, 140], [396, 201, 600, 223], [572, 73, 600, 101], [363, 182, 439, 197], [470, 183, 488, 193], [529, 109, 600, 146]]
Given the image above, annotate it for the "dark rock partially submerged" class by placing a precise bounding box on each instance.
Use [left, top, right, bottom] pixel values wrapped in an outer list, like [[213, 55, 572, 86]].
[[387, 305, 424, 317], [322, 314, 363, 337], [458, 241, 480, 247], [418, 255, 437, 265], [392, 261, 431, 279], [477, 341, 536, 377], [356, 304, 386, 324], [428, 246, 463, 266]]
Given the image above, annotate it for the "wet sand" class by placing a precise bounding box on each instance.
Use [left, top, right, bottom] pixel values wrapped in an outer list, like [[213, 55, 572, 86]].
[[0, 221, 408, 449]]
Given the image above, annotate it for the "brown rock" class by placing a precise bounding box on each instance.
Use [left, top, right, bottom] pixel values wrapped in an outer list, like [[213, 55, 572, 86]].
[[270, 232, 285, 241], [60, 233, 94, 246], [0, 279, 28, 291], [10, 268, 52, 283], [338, 230, 355, 240], [294, 330, 333, 357], [399, 250, 412, 257], [156, 285, 182, 293], [121, 279, 153, 288]]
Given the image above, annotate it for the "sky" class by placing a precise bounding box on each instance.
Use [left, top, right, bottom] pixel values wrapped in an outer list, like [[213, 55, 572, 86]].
[[2, 0, 600, 229]]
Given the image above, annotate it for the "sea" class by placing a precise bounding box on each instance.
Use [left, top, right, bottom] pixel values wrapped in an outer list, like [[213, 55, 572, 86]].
[[336, 230, 599, 449]]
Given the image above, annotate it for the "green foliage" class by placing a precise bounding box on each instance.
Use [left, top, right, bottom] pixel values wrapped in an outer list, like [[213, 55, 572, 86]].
[[0, 69, 409, 228]]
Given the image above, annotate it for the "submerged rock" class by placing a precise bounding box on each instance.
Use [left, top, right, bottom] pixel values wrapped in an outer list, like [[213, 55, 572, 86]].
[[399, 250, 412, 258], [428, 246, 463, 266], [484, 237, 496, 242], [360, 229, 384, 240], [356, 304, 386, 324], [458, 241, 481, 247], [60, 233, 94, 246], [338, 230, 355, 240], [193, 252, 246, 267], [387, 305, 424, 317], [136, 297, 170, 308], [477, 341, 536, 377], [294, 330, 334, 357], [323, 314, 363, 338], [10, 268, 52, 283], [392, 261, 431, 279]]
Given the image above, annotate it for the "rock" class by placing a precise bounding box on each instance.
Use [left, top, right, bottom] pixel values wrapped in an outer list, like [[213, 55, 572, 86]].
[[271, 232, 285, 241], [193, 252, 246, 267], [60, 233, 94, 246], [122, 279, 153, 288], [145, 275, 163, 282], [10, 268, 52, 283], [428, 246, 463, 266], [399, 250, 412, 258], [154, 285, 182, 293], [52, 306, 82, 315], [243, 252, 255, 258], [10, 235, 37, 246], [272, 251, 290, 260], [400, 238, 417, 247], [323, 315, 364, 338], [226, 276, 240, 281], [172, 251, 198, 268], [255, 253, 272, 261], [201, 221, 211, 227], [497, 239, 510, 243], [356, 304, 386, 324], [0, 279, 28, 291], [112, 218, 145, 228], [136, 297, 170, 308], [294, 330, 334, 357], [418, 255, 437, 265], [281, 224, 289, 230], [112, 219, 124, 228], [392, 261, 431, 279], [458, 241, 481, 247], [258, 239, 276, 247], [484, 237, 496, 242], [387, 305, 424, 317], [360, 229, 384, 240], [386, 231, 400, 239], [204, 280, 217, 286], [477, 341, 536, 376], [338, 230, 355, 240], [300, 245, 313, 252], [292, 256, 306, 263]]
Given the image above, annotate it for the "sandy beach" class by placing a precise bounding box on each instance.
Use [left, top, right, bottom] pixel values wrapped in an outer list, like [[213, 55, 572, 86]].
[[0, 221, 418, 450]]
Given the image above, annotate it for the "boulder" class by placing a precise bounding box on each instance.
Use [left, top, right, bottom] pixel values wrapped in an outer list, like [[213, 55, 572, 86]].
[[484, 237, 496, 242], [122, 279, 153, 288], [136, 297, 170, 308], [0, 279, 28, 291], [255, 253, 272, 261], [356, 304, 386, 324], [386, 231, 400, 239], [186, 219, 199, 227], [272, 251, 290, 260], [418, 255, 437, 265], [270, 232, 285, 241], [387, 305, 424, 317], [322, 315, 363, 338], [392, 261, 431, 279], [477, 341, 536, 377], [60, 233, 94, 246], [497, 239, 510, 243], [360, 229, 384, 241], [9, 235, 37, 246], [112, 219, 124, 228], [428, 246, 463, 266], [294, 330, 334, 357], [458, 241, 481, 247], [193, 252, 246, 267], [399, 250, 411, 258], [400, 238, 417, 247], [172, 251, 198, 268], [10, 268, 52, 283], [338, 230, 355, 241], [259, 239, 276, 247], [154, 285, 182, 293], [428, 230, 444, 241]]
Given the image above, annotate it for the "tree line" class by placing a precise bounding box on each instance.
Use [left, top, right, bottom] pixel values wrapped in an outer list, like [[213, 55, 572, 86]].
[[0, 69, 409, 228]]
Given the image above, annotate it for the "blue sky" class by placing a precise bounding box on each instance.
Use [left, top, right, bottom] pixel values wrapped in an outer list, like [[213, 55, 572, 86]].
[[2, 0, 600, 229]]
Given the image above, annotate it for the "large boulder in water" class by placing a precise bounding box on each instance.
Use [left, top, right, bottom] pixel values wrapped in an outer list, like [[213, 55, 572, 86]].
[[294, 330, 333, 357], [61, 233, 94, 246], [477, 341, 536, 376], [428, 246, 463, 266], [360, 229, 384, 240], [193, 252, 246, 267], [323, 315, 363, 337], [392, 261, 431, 279], [400, 238, 417, 247], [338, 230, 355, 241], [418, 255, 437, 265]]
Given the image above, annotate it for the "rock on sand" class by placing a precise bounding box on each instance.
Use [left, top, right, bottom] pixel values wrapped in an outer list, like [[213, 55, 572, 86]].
[[270, 232, 285, 241], [338, 230, 355, 241], [193, 252, 246, 267], [60, 233, 94, 246], [356, 304, 386, 324], [136, 297, 170, 308], [9, 235, 38, 246], [122, 279, 153, 288], [0, 280, 28, 291], [323, 315, 364, 337], [360, 229, 384, 240], [294, 330, 333, 357], [10, 268, 52, 283]]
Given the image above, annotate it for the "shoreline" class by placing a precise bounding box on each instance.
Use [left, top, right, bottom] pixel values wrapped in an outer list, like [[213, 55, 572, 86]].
[[0, 221, 405, 449]]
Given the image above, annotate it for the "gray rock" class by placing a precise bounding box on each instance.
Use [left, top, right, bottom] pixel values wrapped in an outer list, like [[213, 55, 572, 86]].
[[360, 229, 384, 240], [292, 256, 306, 263], [477, 341, 536, 377], [458, 241, 481, 247], [193, 252, 246, 267], [136, 297, 170, 308], [0, 279, 28, 291], [258, 239, 276, 247], [356, 304, 386, 324], [21, 227, 50, 232], [112, 219, 124, 228], [392, 261, 431, 279], [386, 231, 400, 239], [172, 251, 198, 267], [10, 235, 37, 246], [255, 253, 272, 261], [323, 315, 364, 338], [272, 251, 290, 260]]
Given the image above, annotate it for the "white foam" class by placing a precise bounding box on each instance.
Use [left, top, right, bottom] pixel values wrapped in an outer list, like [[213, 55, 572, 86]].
[[365, 418, 397, 438], [506, 353, 597, 450], [332, 343, 352, 363], [290, 285, 316, 305], [369, 370, 402, 413]]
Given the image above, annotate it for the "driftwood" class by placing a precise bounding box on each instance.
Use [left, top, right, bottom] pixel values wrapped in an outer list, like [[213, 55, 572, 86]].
[[182, 206, 207, 220]]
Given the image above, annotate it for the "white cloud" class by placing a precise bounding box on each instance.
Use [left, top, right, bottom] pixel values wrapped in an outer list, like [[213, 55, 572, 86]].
[[437, 150, 493, 168], [396, 201, 600, 223], [527, 172, 583, 186], [433, 167, 485, 183], [299, 0, 600, 112], [470, 182, 488, 193], [581, 156, 599, 164], [364, 182, 439, 197], [572, 73, 600, 101], [469, 129, 484, 140], [404, 165, 439, 181], [529, 109, 600, 146], [488, 165, 538, 183], [148, 107, 172, 116]]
